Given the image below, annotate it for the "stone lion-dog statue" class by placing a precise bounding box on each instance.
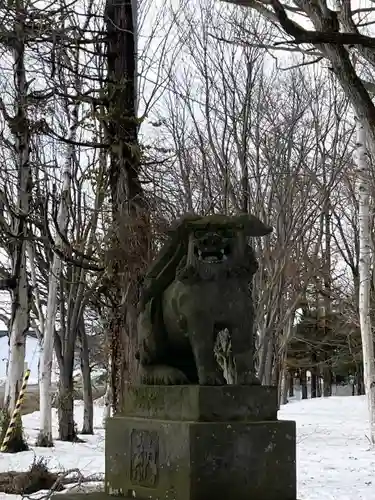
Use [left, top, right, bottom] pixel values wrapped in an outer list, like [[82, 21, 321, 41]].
[[136, 213, 272, 385]]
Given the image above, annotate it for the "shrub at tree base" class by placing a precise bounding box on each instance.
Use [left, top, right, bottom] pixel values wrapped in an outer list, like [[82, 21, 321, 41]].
[[0, 408, 29, 453], [0, 459, 64, 494], [35, 431, 54, 447]]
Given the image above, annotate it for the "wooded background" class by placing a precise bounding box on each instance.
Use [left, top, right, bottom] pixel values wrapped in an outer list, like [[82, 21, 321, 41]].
[[1, 0, 375, 450]]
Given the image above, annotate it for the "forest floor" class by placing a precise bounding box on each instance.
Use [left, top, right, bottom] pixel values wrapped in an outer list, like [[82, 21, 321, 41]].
[[0, 394, 373, 499]]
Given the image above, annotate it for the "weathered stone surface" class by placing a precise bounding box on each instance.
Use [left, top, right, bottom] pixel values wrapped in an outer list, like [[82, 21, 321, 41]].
[[105, 416, 296, 500], [51, 493, 110, 500], [122, 384, 278, 421]]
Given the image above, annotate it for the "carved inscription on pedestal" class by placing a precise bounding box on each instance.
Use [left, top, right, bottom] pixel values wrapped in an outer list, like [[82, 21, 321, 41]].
[[130, 430, 159, 487]]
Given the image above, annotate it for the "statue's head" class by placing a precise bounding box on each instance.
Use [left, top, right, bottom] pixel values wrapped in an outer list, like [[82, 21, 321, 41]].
[[191, 226, 235, 264], [168, 213, 272, 276]]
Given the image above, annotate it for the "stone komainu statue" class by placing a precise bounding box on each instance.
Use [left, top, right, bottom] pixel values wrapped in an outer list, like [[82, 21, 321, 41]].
[[136, 214, 272, 385]]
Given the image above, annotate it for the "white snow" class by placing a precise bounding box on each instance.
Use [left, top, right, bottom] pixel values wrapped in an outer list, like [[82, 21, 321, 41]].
[[0, 394, 373, 499], [0, 402, 105, 499], [280, 395, 374, 500]]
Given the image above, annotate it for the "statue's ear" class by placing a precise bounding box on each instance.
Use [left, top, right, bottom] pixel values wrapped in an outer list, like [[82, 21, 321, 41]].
[[166, 214, 202, 236], [236, 214, 273, 237]]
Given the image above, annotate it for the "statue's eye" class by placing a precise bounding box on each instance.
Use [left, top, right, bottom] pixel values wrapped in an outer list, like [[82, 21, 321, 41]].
[[194, 230, 205, 238]]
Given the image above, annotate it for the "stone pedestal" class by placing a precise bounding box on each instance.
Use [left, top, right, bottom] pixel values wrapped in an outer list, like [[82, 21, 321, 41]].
[[105, 385, 296, 500]]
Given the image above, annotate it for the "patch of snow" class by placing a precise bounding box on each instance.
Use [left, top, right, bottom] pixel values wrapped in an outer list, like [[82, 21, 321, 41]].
[[0, 395, 373, 499], [0, 402, 105, 499], [279, 395, 374, 500], [73, 368, 106, 383]]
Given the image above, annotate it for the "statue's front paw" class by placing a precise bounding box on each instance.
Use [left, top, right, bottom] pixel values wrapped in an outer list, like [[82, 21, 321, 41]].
[[138, 365, 190, 385], [237, 372, 261, 385], [199, 370, 226, 386]]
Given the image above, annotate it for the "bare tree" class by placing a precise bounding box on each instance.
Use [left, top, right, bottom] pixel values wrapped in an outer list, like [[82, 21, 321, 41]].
[[103, 0, 179, 411], [354, 120, 375, 443], [0, 0, 34, 452], [221, 0, 375, 433], [35, 0, 101, 446], [152, 2, 354, 396]]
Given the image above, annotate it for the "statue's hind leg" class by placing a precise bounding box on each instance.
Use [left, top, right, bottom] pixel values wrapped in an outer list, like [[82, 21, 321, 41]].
[[137, 300, 191, 385], [136, 299, 166, 365]]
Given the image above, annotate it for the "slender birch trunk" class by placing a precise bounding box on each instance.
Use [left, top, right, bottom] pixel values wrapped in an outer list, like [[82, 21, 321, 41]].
[[2, 0, 31, 452], [355, 118, 375, 444], [36, 104, 77, 446], [102, 355, 112, 427], [26, 242, 44, 340]]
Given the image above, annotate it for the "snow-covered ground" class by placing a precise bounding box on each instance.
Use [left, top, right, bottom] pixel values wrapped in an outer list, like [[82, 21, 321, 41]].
[[0, 395, 373, 499], [282, 395, 374, 500], [0, 402, 105, 499]]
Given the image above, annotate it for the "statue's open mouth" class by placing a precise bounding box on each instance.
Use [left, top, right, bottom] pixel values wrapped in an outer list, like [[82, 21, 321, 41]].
[[196, 247, 229, 263]]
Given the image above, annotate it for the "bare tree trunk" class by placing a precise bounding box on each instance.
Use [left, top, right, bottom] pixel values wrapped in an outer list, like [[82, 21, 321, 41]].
[[36, 96, 77, 447], [310, 351, 319, 399], [288, 371, 294, 397], [310, 371, 317, 399], [37, 252, 63, 447], [280, 369, 289, 406], [300, 369, 308, 400], [323, 369, 332, 397], [261, 334, 274, 386], [79, 315, 93, 434], [105, 0, 149, 412], [54, 272, 79, 441], [355, 119, 375, 443], [317, 373, 322, 398], [58, 364, 75, 441], [276, 351, 286, 407], [357, 369, 365, 396], [26, 242, 44, 341], [102, 355, 112, 427], [2, 0, 31, 452], [322, 164, 332, 398], [323, 354, 332, 397]]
